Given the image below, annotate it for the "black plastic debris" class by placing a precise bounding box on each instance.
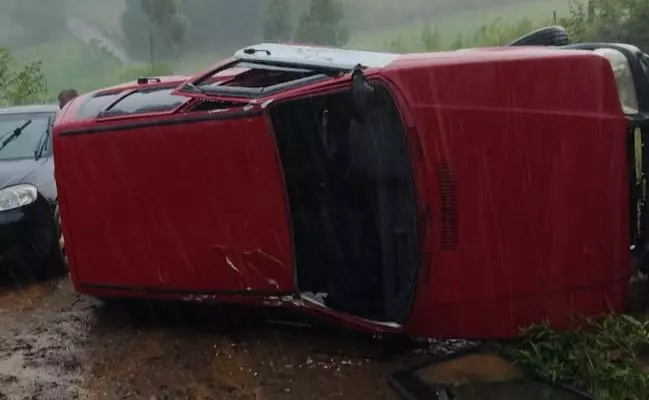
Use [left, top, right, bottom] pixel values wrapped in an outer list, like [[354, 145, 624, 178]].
[[388, 348, 595, 400]]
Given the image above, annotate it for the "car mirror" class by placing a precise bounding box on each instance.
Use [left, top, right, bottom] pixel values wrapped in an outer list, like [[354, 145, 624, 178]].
[[351, 64, 375, 121]]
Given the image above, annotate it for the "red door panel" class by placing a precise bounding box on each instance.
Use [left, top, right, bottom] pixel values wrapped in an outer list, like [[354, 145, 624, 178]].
[[55, 111, 295, 294]]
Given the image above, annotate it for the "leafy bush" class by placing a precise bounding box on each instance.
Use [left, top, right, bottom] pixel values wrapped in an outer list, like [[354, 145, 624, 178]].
[[509, 315, 649, 400], [559, 0, 649, 51], [0, 48, 47, 106], [383, 0, 649, 53]]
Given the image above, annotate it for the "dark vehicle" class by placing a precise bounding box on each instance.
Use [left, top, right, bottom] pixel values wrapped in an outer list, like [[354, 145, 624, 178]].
[[0, 104, 64, 277], [53, 44, 629, 339]]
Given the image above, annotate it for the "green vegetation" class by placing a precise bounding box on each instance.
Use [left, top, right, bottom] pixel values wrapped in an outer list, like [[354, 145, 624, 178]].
[[264, 0, 293, 42], [351, 0, 571, 50], [508, 315, 649, 400], [0, 48, 46, 106], [13, 36, 120, 99], [122, 0, 188, 61], [16, 0, 573, 99], [5, 0, 649, 101], [11, 35, 167, 101], [560, 0, 649, 50], [295, 0, 349, 46]]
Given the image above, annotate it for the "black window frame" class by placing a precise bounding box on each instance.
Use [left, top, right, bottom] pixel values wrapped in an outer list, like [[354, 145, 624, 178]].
[[179, 60, 349, 99], [76, 90, 125, 118]]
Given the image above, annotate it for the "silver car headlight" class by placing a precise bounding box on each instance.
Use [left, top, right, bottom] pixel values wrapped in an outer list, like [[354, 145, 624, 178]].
[[0, 184, 38, 212]]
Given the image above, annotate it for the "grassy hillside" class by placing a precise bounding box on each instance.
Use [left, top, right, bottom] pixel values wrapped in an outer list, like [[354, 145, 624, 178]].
[[68, 0, 568, 37], [349, 0, 573, 49], [11, 0, 571, 98], [12, 35, 124, 98]]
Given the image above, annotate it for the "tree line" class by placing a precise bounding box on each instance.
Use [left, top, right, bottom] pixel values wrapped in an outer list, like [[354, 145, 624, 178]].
[[120, 0, 348, 61], [123, 0, 649, 61], [2, 0, 649, 105], [390, 0, 649, 52]]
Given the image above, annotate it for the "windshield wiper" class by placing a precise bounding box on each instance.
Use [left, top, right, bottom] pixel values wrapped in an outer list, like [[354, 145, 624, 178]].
[[0, 119, 32, 153], [34, 118, 53, 160]]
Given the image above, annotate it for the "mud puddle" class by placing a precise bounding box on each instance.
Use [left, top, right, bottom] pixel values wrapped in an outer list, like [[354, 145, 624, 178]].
[[84, 301, 400, 400], [0, 275, 402, 400], [0, 276, 91, 400]]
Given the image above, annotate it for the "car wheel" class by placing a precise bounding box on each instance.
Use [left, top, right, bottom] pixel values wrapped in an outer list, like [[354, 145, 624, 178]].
[[507, 26, 570, 47], [44, 205, 67, 276]]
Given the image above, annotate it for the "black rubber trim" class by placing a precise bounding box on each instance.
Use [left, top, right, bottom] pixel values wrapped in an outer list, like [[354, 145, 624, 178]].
[[80, 282, 294, 297], [59, 108, 263, 136], [508, 26, 570, 47]]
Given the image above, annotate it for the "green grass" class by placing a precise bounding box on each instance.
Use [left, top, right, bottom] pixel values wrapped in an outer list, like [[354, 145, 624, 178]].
[[348, 0, 574, 50], [13, 35, 122, 98], [10, 34, 225, 99]]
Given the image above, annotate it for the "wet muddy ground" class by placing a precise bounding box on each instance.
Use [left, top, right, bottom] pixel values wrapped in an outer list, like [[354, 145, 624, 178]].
[[0, 275, 411, 400]]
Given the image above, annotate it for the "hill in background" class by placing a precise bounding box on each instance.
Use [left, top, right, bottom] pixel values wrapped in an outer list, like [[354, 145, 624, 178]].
[[2, 0, 573, 98]]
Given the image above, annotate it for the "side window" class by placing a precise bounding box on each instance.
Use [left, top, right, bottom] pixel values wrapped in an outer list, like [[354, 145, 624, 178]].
[[76, 91, 124, 118], [99, 87, 189, 117], [594, 48, 639, 115]]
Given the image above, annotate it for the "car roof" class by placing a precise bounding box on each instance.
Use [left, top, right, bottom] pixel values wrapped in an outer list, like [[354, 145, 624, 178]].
[[0, 104, 58, 115]]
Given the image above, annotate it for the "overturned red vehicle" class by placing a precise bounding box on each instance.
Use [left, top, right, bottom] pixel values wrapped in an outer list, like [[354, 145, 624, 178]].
[[53, 43, 631, 339]]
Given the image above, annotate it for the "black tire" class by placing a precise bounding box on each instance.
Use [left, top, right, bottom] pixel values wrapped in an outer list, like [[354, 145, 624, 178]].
[[43, 205, 67, 277], [1, 206, 65, 282], [507, 26, 570, 47]]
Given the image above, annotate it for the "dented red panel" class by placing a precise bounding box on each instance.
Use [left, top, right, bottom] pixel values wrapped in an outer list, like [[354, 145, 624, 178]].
[[54, 110, 295, 295]]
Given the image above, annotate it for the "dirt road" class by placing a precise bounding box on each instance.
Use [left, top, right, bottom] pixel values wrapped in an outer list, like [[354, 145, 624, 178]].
[[0, 276, 404, 400]]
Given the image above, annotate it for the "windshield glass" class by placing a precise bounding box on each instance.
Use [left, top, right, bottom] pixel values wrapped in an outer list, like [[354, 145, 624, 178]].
[[0, 113, 52, 161], [189, 61, 330, 98], [98, 87, 188, 117]]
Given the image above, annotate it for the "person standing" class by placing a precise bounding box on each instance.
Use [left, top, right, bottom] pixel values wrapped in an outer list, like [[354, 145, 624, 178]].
[[58, 89, 79, 109]]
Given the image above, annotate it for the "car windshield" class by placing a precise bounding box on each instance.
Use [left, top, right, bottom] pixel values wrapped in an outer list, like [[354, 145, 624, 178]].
[[189, 61, 331, 98], [0, 113, 52, 161]]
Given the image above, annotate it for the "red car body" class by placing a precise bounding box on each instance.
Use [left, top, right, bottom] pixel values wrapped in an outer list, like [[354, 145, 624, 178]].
[[53, 44, 629, 339]]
